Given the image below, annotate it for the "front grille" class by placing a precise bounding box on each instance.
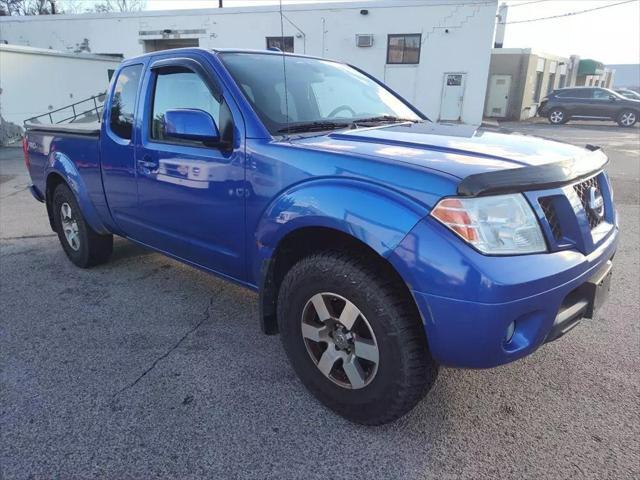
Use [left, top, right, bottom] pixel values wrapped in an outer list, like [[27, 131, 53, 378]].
[[574, 176, 604, 229], [539, 198, 562, 240]]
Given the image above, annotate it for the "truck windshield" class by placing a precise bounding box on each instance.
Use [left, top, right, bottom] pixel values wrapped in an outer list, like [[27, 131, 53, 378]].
[[219, 52, 422, 134]]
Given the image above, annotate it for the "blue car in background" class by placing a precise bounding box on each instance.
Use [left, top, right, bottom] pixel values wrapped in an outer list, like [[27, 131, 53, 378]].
[[24, 49, 618, 424]]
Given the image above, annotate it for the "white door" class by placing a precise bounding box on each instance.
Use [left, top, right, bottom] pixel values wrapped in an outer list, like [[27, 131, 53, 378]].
[[485, 74, 512, 118], [440, 73, 466, 121]]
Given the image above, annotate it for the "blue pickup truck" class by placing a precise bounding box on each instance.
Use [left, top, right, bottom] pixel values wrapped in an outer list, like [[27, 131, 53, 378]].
[[24, 49, 618, 425]]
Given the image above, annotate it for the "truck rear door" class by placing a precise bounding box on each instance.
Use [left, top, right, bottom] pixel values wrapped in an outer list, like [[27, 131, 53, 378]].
[[128, 54, 246, 281]]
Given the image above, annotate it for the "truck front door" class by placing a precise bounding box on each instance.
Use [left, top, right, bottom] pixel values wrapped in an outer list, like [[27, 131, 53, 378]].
[[130, 55, 246, 280], [101, 63, 145, 232]]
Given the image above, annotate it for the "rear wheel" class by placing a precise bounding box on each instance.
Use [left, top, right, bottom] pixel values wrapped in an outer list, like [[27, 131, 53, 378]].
[[548, 108, 568, 125], [52, 183, 113, 268], [277, 251, 438, 425], [617, 110, 637, 127]]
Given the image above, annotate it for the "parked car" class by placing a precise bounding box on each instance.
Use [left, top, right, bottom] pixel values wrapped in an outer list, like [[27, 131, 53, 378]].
[[24, 49, 618, 425], [615, 88, 640, 101], [538, 87, 639, 127]]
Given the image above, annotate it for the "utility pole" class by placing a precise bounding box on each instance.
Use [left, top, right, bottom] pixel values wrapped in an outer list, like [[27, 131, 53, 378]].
[[494, 3, 508, 48]]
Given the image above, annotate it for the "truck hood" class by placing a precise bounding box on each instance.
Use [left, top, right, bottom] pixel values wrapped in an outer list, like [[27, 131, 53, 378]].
[[292, 122, 594, 180]]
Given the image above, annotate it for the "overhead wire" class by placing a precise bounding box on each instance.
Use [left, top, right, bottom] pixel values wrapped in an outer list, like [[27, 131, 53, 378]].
[[501, 0, 637, 24]]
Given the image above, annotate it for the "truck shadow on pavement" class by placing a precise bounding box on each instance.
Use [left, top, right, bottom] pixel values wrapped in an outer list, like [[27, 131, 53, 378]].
[[108, 238, 157, 263], [80, 237, 459, 471]]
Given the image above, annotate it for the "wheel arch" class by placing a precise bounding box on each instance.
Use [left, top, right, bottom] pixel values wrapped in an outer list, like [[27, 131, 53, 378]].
[[45, 171, 66, 231], [253, 178, 429, 334], [616, 106, 639, 121], [45, 152, 110, 235], [258, 225, 423, 336]]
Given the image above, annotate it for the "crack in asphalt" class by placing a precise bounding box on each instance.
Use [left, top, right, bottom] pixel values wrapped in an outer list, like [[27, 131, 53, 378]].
[[0, 233, 57, 241], [112, 295, 215, 398], [0, 185, 29, 200], [0, 248, 41, 258]]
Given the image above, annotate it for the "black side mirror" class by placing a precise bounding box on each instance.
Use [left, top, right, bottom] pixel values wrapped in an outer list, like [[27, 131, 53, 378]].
[[609, 95, 618, 101]]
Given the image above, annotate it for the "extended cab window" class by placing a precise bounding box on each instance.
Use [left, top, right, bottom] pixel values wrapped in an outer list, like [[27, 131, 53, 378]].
[[110, 64, 143, 140], [151, 69, 221, 146]]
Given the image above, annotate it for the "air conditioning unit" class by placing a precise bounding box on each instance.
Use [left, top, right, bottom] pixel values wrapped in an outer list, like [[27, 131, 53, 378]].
[[356, 34, 374, 47]]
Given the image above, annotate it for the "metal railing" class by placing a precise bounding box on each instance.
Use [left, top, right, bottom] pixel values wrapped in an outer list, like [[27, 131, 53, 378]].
[[24, 93, 106, 126]]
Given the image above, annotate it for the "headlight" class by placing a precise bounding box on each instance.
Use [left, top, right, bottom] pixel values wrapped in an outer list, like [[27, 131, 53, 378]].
[[430, 194, 546, 255]]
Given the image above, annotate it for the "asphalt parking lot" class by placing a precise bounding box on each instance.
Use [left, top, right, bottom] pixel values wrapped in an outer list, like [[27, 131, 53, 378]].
[[1, 121, 639, 479]]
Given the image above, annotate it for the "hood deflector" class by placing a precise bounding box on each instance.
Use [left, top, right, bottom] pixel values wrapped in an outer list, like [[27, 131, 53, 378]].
[[457, 149, 608, 197]]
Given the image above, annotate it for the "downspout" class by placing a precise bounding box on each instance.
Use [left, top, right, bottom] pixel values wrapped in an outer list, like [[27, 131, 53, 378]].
[[321, 17, 327, 57]]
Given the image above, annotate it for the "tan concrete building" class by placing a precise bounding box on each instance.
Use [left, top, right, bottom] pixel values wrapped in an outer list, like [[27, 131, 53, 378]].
[[484, 48, 576, 120]]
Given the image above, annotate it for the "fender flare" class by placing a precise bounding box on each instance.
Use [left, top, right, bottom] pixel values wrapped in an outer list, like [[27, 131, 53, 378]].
[[45, 151, 110, 235], [253, 177, 429, 333]]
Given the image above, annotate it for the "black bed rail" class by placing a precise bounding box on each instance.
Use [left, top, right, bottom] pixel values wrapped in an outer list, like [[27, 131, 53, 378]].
[[24, 93, 106, 126]]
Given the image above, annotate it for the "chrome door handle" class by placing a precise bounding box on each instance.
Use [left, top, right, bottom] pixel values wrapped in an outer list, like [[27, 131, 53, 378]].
[[137, 155, 157, 170]]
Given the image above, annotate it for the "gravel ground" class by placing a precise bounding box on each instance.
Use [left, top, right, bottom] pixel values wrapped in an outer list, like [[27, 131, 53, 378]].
[[1, 122, 639, 480]]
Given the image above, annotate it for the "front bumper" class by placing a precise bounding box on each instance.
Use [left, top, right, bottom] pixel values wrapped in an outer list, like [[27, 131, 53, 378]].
[[413, 228, 618, 368], [389, 216, 619, 369]]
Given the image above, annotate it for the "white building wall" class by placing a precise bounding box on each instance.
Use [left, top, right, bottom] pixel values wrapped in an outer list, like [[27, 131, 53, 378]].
[[0, 45, 120, 129], [0, 0, 497, 125]]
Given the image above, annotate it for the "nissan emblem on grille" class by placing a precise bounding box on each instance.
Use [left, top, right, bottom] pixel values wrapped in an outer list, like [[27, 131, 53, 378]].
[[588, 186, 605, 219], [575, 177, 605, 229]]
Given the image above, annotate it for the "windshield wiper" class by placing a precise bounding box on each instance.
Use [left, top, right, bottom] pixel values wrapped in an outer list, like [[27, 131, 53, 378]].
[[352, 115, 420, 125], [277, 121, 351, 134]]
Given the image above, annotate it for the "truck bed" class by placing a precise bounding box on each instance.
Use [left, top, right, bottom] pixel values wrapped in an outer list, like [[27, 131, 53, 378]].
[[24, 121, 101, 137], [25, 122, 102, 214]]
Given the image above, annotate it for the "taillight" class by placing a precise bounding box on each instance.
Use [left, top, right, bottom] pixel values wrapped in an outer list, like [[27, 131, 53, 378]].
[[22, 136, 30, 170]]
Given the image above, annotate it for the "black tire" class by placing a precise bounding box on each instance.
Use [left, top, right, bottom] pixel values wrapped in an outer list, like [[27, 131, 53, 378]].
[[52, 183, 113, 268], [277, 251, 438, 425], [616, 109, 637, 127], [548, 108, 568, 125]]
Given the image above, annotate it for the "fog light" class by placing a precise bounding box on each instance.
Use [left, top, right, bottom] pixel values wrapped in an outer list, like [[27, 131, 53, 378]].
[[504, 321, 516, 343]]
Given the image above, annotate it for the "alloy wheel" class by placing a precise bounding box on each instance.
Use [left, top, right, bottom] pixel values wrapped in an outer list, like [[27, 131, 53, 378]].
[[301, 292, 379, 389], [620, 112, 636, 126], [550, 110, 564, 123], [60, 202, 80, 251]]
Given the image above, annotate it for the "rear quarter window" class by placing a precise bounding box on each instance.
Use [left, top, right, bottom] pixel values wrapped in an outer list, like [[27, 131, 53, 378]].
[[109, 64, 143, 140]]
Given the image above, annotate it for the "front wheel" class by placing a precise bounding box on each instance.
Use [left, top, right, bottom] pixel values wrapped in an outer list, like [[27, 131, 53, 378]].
[[617, 110, 637, 127], [277, 251, 438, 425], [548, 108, 568, 125], [52, 183, 113, 268]]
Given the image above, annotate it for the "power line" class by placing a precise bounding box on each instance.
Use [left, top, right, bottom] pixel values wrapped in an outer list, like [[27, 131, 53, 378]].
[[508, 0, 550, 7], [501, 0, 637, 24]]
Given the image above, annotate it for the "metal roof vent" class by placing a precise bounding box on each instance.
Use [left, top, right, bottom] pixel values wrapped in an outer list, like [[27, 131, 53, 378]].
[[356, 34, 374, 48]]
